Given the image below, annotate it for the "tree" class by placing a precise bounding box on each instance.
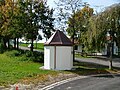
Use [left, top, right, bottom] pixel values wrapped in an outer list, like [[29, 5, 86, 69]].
[[91, 3, 120, 53], [20, 0, 55, 51], [9, 0, 26, 49], [0, 0, 18, 48], [0, 0, 55, 51], [84, 3, 120, 69], [67, 5, 94, 52], [55, 0, 82, 61]]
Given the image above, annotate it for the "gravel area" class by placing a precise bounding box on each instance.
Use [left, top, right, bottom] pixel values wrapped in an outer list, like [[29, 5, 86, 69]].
[[2, 73, 78, 90]]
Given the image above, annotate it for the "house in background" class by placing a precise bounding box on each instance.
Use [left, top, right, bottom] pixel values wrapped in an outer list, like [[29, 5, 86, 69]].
[[74, 41, 118, 56], [102, 41, 118, 56]]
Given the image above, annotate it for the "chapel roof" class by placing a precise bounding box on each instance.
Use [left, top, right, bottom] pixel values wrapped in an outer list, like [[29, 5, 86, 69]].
[[44, 30, 73, 46]]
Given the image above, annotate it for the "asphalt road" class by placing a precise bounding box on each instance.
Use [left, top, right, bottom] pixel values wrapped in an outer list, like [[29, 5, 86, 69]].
[[49, 74, 120, 90], [76, 57, 120, 68]]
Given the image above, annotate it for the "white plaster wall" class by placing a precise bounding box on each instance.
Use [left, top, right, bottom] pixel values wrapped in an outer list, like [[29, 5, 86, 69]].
[[44, 46, 73, 70], [56, 46, 73, 70], [50, 46, 55, 69], [44, 46, 54, 69]]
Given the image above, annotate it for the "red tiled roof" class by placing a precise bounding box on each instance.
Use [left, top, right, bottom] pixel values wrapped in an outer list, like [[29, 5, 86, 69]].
[[44, 30, 73, 46]]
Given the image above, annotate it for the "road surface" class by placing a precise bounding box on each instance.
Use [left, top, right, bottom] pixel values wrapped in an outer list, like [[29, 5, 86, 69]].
[[43, 57, 120, 90], [76, 57, 120, 68], [49, 74, 120, 90]]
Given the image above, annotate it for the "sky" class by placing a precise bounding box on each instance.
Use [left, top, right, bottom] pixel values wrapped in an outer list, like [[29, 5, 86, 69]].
[[47, 0, 120, 12]]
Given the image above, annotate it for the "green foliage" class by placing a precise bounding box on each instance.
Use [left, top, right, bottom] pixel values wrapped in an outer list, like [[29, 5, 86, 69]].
[[18, 0, 55, 51], [0, 53, 55, 86], [4, 50, 20, 57], [86, 3, 120, 52], [32, 51, 44, 62], [67, 3, 120, 53], [4, 49, 44, 63], [17, 54, 28, 61], [25, 50, 33, 57], [0, 0, 55, 50], [66, 5, 94, 52], [67, 6, 94, 38], [25, 50, 44, 63]]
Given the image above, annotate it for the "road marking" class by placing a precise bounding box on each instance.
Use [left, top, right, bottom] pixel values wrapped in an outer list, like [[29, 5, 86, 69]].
[[39, 74, 120, 90], [40, 76, 88, 90]]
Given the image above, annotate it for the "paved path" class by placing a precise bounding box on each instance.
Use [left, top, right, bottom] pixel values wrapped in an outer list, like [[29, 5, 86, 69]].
[[75, 57, 120, 68], [40, 57, 120, 90], [49, 74, 120, 90]]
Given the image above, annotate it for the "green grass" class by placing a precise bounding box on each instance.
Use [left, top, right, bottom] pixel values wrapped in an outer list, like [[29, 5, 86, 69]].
[[20, 43, 44, 51], [71, 61, 120, 75], [71, 61, 110, 75], [0, 53, 56, 86], [0, 50, 119, 87]]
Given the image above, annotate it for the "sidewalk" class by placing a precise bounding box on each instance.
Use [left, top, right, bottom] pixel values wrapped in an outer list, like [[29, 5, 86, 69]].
[[75, 56, 120, 68]]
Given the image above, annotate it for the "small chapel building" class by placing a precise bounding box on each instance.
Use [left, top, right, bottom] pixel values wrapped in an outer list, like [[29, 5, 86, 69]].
[[44, 30, 73, 70]]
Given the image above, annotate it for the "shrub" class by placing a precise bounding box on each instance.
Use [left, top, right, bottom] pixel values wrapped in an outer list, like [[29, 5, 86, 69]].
[[25, 50, 33, 57], [32, 51, 44, 63], [24, 51, 44, 63], [3, 49, 44, 63], [18, 49, 25, 55], [4, 50, 21, 57], [18, 55, 29, 61]]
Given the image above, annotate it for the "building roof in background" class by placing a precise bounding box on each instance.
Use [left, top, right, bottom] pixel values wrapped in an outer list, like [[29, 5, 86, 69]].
[[44, 30, 73, 46]]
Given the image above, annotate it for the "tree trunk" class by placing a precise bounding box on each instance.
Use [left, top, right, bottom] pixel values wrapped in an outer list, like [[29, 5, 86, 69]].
[[17, 38, 19, 49], [3, 38, 7, 48], [30, 38, 34, 52], [107, 43, 110, 57], [14, 38, 16, 49]]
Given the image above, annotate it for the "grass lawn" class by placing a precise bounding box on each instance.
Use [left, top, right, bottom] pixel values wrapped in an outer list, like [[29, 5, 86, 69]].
[[0, 50, 119, 87], [71, 61, 110, 75], [20, 43, 44, 51], [0, 53, 57, 86]]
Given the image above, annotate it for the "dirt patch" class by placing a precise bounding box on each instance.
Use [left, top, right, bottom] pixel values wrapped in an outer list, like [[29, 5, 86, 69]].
[[3, 73, 78, 90]]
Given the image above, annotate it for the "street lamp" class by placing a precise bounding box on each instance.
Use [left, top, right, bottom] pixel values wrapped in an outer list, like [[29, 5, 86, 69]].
[[106, 30, 113, 70]]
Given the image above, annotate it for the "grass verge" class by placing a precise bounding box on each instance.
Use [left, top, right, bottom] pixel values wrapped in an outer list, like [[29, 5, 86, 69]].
[[20, 43, 44, 51], [70, 61, 120, 75], [0, 51, 120, 87], [0, 53, 57, 86]]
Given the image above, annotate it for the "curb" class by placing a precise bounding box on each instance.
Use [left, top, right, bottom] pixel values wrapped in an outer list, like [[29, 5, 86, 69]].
[[39, 73, 120, 90], [39, 76, 88, 90]]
